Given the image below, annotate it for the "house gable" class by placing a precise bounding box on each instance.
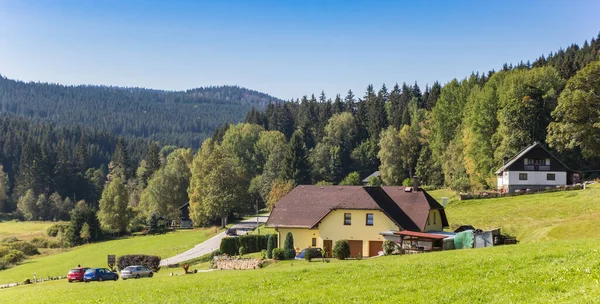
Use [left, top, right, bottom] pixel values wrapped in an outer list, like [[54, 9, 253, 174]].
[[495, 142, 570, 174]]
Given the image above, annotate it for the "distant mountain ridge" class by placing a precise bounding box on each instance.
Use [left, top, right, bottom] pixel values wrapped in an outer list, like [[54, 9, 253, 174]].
[[0, 75, 282, 147]]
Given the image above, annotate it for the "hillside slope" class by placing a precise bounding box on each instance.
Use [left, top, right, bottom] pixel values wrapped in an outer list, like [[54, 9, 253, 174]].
[[0, 76, 282, 147], [444, 185, 600, 242]]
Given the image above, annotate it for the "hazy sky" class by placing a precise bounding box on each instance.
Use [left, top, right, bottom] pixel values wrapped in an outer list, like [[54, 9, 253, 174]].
[[1, 0, 599, 100]]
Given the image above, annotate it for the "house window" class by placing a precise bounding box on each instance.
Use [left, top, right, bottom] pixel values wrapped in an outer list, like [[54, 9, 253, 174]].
[[344, 213, 351, 225], [312, 238, 316, 247], [519, 173, 528, 180], [366, 213, 374, 226], [547, 173, 555, 181]]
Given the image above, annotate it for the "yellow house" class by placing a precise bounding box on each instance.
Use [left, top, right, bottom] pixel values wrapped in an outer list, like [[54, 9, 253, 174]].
[[266, 185, 449, 257]]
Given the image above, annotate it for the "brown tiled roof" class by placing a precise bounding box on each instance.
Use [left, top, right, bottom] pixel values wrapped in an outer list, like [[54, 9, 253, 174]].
[[265, 186, 364, 228], [266, 185, 449, 231], [381, 186, 449, 231]]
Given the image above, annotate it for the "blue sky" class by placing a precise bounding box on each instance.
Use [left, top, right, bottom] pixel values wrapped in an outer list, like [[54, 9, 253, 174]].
[[1, 0, 599, 100]]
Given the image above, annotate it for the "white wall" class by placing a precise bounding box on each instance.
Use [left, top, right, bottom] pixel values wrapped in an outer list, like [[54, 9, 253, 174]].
[[507, 171, 566, 186]]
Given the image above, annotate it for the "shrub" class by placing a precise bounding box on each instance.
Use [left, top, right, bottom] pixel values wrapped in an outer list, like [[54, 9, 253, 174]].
[[219, 237, 239, 256], [260, 249, 267, 259], [283, 232, 295, 259], [237, 235, 268, 253], [0, 259, 7, 270], [383, 240, 395, 255], [30, 237, 50, 248], [46, 223, 69, 237], [0, 245, 10, 257], [272, 248, 285, 260], [47, 240, 61, 249], [0, 236, 19, 244], [402, 178, 414, 187], [266, 234, 277, 259], [117, 255, 161, 272], [333, 240, 351, 260], [239, 246, 246, 256], [2, 249, 26, 265], [10, 241, 39, 256], [304, 248, 313, 262]]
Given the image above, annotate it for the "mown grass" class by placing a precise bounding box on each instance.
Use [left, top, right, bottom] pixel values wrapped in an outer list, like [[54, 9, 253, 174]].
[[445, 185, 600, 242], [428, 188, 458, 204], [2, 239, 600, 303], [0, 221, 60, 241], [0, 227, 217, 285]]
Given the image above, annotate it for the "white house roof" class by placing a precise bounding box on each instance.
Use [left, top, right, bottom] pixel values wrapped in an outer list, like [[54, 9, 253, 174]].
[[494, 142, 571, 174]]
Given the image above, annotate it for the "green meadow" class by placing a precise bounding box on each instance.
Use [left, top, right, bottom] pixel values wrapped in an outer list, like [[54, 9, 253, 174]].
[[2, 186, 600, 303]]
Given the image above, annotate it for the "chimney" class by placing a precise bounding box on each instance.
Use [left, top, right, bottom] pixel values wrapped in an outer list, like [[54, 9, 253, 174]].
[[412, 176, 419, 192]]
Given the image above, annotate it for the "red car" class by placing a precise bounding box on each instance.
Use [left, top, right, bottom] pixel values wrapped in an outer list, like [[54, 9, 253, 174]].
[[68, 267, 89, 282]]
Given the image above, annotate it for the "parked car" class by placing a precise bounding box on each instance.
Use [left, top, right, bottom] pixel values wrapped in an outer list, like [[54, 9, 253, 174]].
[[83, 268, 119, 282], [120, 265, 153, 280], [67, 267, 89, 282], [295, 248, 324, 260], [225, 228, 237, 236]]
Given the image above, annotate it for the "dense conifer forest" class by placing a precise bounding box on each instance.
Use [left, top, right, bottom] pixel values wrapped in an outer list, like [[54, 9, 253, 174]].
[[0, 78, 279, 147]]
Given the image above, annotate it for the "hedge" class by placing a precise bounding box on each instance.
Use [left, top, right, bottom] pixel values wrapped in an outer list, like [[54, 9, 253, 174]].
[[219, 235, 268, 256], [220, 237, 239, 256], [237, 235, 267, 254], [117, 255, 161, 272]]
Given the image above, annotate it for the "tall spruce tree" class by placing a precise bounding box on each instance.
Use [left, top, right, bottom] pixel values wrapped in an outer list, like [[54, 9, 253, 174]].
[[282, 130, 311, 185]]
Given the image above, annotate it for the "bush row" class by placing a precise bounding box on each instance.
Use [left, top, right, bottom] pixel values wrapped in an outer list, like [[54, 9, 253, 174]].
[[117, 255, 161, 272], [46, 223, 70, 237], [220, 234, 276, 256]]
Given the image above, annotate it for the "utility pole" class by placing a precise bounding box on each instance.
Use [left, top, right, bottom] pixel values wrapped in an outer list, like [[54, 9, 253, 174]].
[[256, 200, 259, 235]]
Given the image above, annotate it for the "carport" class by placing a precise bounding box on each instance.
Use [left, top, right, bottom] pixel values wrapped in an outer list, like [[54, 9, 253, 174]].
[[393, 231, 448, 253]]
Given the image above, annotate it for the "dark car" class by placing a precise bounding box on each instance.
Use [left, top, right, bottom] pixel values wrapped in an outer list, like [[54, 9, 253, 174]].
[[83, 268, 119, 282], [225, 228, 237, 236], [295, 248, 324, 260], [67, 267, 89, 282]]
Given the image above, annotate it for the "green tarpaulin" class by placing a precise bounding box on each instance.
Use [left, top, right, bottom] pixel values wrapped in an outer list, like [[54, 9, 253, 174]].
[[454, 230, 474, 249]]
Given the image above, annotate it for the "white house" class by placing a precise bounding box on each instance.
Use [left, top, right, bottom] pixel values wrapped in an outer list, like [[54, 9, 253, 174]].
[[495, 142, 580, 193]]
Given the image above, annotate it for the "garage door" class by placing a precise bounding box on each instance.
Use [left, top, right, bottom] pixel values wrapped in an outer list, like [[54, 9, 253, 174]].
[[369, 241, 383, 257], [347, 240, 363, 258]]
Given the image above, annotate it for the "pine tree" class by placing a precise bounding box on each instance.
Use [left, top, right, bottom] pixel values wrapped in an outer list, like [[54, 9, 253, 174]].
[[0, 165, 9, 213], [281, 130, 311, 184], [333, 94, 344, 114], [344, 90, 356, 114], [388, 84, 402, 129], [109, 138, 131, 181]]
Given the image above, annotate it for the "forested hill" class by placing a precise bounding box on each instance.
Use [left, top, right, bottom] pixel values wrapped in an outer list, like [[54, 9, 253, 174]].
[[244, 34, 600, 191], [0, 77, 281, 147]]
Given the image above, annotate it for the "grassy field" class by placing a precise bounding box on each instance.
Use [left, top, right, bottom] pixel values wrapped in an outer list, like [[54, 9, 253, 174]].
[[1, 239, 599, 303], [0, 227, 217, 285], [0, 221, 60, 241], [445, 185, 600, 242]]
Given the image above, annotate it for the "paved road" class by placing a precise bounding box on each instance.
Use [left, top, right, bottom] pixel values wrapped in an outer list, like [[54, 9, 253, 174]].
[[159, 215, 269, 267]]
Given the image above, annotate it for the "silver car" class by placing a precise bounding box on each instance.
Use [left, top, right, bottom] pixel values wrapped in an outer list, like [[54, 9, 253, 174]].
[[120, 265, 153, 280]]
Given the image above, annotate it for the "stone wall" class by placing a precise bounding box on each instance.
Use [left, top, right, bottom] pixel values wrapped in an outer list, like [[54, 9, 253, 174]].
[[212, 257, 263, 270]]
